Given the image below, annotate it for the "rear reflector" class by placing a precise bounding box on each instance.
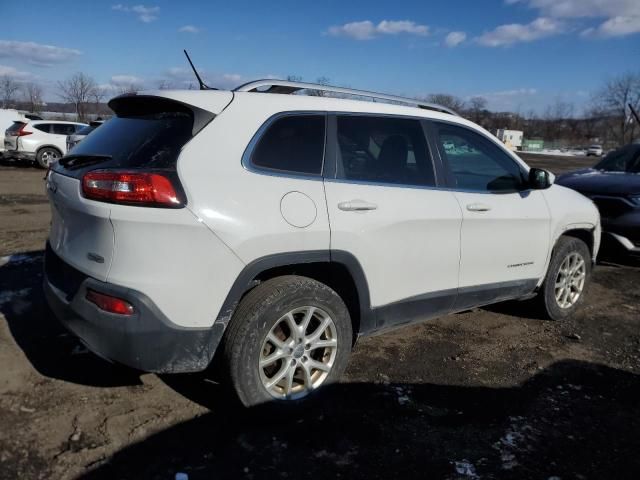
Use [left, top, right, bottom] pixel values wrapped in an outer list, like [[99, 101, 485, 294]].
[[86, 289, 135, 315], [82, 170, 181, 207]]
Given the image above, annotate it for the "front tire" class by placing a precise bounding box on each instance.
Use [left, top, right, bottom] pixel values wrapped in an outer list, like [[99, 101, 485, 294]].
[[223, 275, 352, 407], [538, 236, 591, 320], [36, 147, 61, 169]]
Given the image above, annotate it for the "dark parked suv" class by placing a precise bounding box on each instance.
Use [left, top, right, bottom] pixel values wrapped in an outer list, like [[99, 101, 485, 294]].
[[557, 144, 640, 255]]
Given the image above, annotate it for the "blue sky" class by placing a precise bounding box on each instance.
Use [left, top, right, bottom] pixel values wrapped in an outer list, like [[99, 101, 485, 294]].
[[1, 0, 639, 112]]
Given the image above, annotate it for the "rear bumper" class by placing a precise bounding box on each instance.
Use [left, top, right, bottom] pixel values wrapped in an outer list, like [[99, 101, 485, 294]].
[[44, 245, 224, 373], [2, 150, 36, 161]]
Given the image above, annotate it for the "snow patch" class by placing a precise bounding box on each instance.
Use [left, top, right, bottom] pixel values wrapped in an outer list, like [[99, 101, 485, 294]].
[[0, 253, 42, 268], [453, 459, 479, 478], [393, 386, 411, 405], [492, 416, 538, 471], [0, 288, 32, 311]]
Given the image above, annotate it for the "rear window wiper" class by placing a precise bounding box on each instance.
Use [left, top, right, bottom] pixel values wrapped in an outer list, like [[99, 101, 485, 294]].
[[60, 154, 112, 169]]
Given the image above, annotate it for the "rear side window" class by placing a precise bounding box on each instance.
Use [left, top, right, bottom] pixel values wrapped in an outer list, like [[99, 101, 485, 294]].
[[336, 115, 435, 187], [250, 115, 325, 175], [35, 124, 52, 133], [435, 123, 526, 192], [6, 122, 26, 134]]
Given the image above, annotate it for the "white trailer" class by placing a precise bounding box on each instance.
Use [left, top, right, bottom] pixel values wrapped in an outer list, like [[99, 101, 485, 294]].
[[496, 129, 523, 151]]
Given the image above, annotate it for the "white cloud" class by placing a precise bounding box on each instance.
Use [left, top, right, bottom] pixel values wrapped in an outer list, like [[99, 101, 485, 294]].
[[327, 20, 429, 40], [444, 31, 466, 47], [179, 25, 200, 34], [112, 4, 159, 23], [582, 15, 640, 37], [0, 40, 81, 67], [163, 67, 244, 90], [476, 17, 563, 46], [478, 88, 539, 97], [110, 75, 145, 87], [507, 0, 640, 38], [506, 0, 639, 19], [0, 64, 35, 80], [471, 87, 540, 111]]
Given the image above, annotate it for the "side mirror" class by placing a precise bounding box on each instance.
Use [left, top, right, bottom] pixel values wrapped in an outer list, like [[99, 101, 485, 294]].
[[528, 168, 553, 190]]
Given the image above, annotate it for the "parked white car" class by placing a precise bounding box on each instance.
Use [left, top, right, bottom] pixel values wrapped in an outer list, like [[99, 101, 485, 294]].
[[587, 144, 603, 157], [0, 109, 38, 158], [44, 80, 601, 406], [4, 120, 87, 168]]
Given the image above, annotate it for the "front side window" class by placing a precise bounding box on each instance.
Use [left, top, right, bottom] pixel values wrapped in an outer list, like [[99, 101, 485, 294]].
[[250, 114, 325, 175], [336, 115, 435, 187], [435, 123, 526, 192]]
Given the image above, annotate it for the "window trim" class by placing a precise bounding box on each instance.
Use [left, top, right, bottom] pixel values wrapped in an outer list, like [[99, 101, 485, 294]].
[[427, 119, 530, 194], [241, 111, 328, 180], [327, 112, 445, 189]]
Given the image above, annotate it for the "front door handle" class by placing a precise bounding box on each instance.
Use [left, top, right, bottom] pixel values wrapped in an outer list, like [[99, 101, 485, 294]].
[[338, 200, 378, 211], [466, 203, 492, 212]]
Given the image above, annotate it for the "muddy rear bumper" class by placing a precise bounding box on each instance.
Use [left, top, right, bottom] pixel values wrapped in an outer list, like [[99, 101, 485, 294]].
[[43, 244, 224, 373]]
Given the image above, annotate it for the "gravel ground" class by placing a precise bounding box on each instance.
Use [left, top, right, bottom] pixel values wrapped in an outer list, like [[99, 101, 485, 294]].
[[0, 155, 639, 480]]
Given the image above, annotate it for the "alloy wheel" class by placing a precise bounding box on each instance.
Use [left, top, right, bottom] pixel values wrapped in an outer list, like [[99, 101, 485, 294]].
[[554, 252, 586, 309], [259, 306, 338, 400]]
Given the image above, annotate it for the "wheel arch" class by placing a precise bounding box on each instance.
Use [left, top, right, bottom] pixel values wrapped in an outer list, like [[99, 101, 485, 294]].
[[538, 225, 598, 289], [214, 250, 373, 343], [36, 144, 63, 156], [561, 228, 595, 259]]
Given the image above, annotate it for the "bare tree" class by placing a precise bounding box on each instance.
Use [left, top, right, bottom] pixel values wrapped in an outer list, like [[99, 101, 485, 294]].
[[424, 93, 466, 113], [468, 96, 488, 125], [593, 71, 640, 146], [22, 82, 44, 113], [309, 76, 331, 97], [57, 72, 100, 122], [1, 75, 20, 109], [115, 84, 138, 95], [157, 79, 176, 90], [541, 98, 574, 144]]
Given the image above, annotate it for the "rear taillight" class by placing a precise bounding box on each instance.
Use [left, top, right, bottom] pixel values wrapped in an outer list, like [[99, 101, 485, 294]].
[[16, 124, 32, 136], [81, 170, 182, 207], [86, 289, 134, 315]]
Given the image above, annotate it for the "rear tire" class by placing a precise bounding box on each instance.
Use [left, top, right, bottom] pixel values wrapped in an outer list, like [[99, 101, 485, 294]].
[[223, 275, 352, 407], [36, 147, 61, 169], [537, 236, 591, 321]]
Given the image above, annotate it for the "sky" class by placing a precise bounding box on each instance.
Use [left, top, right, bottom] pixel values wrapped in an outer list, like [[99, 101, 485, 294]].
[[1, 0, 639, 113]]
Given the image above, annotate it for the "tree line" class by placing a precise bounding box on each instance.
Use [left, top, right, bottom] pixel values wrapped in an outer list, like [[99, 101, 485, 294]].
[[1, 71, 638, 148]]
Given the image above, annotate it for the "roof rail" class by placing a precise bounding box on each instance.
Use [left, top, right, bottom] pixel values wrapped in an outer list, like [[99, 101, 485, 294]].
[[233, 79, 458, 116]]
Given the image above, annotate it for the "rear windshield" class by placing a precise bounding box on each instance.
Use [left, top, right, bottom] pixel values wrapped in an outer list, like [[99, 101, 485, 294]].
[[68, 110, 193, 169], [594, 146, 640, 173], [6, 121, 26, 134]]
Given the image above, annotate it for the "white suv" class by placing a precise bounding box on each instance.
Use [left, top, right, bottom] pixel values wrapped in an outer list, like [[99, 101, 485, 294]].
[[44, 81, 600, 406], [4, 120, 87, 168]]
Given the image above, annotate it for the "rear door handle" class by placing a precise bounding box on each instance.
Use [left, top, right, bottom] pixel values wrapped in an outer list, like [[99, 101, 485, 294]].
[[466, 203, 492, 212], [338, 200, 378, 211]]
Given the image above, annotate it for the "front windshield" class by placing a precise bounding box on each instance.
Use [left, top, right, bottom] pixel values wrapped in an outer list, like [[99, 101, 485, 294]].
[[594, 146, 640, 173]]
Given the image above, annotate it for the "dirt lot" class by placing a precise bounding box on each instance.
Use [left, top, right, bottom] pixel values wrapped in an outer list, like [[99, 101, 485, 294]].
[[1, 155, 639, 480]]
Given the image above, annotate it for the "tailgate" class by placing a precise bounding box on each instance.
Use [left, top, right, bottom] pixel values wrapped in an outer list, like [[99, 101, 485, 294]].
[[46, 171, 114, 281]]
